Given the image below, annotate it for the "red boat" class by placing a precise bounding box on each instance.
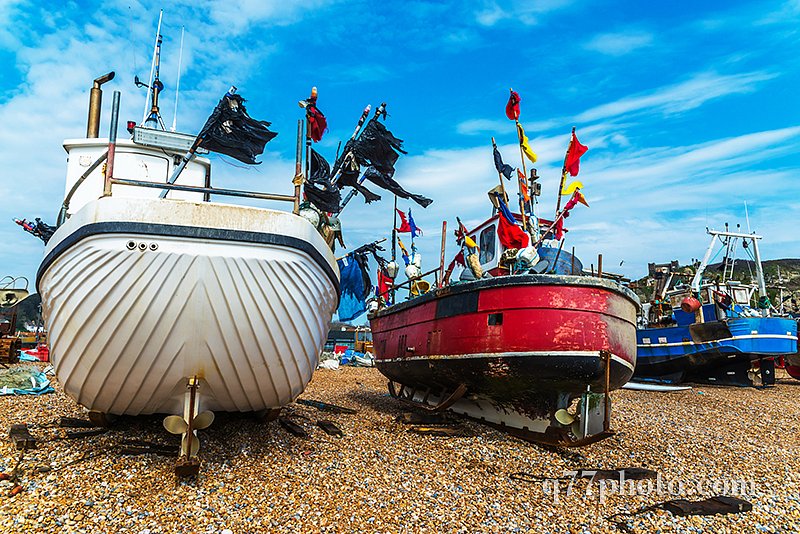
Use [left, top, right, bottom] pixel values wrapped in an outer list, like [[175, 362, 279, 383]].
[[369, 211, 640, 446], [786, 323, 800, 380]]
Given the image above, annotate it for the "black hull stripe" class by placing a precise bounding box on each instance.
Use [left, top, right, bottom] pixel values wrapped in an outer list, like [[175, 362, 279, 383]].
[[36, 221, 340, 298]]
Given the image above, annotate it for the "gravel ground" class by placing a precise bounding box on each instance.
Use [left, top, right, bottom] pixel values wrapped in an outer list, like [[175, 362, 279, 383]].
[[0, 363, 798, 533]]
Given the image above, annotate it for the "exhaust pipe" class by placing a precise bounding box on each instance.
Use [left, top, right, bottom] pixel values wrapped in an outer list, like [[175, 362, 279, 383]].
[[86, 72, 115, 138]]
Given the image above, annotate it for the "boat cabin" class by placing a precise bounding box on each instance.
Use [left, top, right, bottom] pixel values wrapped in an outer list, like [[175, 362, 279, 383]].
[[62, 127, 211, 218]]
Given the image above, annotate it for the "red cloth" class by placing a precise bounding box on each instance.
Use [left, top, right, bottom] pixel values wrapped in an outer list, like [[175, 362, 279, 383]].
[[307, 102, 327, 142], [377, 270, 392, 299], [565, 131, 588, 177], [497, 214, 530, 249], [395, 208, 411, 232], [505, 91, 521, 121]]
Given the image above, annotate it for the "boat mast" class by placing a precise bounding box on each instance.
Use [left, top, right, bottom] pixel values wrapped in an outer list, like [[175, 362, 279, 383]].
[[141, 10, 163, 126], [749, 233, 768, 313], [691, 230, 718, 295]]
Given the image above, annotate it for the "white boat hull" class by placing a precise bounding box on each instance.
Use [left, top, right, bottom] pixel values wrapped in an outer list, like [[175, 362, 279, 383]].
[[38, 197, 339, 416]]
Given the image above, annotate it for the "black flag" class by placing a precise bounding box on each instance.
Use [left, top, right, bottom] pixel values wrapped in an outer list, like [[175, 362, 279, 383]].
[[304, 149, 341, 213], [362, 166, 432, 208], [493, 146, 514, 180], [346, 116, 432, 208], [198, 93, 277, 164]]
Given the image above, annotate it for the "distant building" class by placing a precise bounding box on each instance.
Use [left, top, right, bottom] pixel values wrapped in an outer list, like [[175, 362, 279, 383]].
[[325, 324, 372, 352]]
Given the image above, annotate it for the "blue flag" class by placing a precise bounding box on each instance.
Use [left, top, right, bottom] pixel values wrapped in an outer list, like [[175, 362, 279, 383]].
[[496, 193, 516, 225], [408, 209, 422, 238], [336, 256, 367, 322]]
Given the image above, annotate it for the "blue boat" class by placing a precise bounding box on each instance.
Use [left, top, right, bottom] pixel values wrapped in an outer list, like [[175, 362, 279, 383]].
[[634, 228, 798, 386]]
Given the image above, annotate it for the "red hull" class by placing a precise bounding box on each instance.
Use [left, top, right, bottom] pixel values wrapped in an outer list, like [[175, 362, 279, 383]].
[[368, 274, 639, 446], [786, 353, 800, 380], [370, 275, 638, 392]]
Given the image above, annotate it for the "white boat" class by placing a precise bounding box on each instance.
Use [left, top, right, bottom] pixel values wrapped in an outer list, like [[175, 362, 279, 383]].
[[36, 58, 339, 473]]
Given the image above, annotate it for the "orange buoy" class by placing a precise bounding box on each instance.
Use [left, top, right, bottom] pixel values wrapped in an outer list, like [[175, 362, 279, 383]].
[[680, 297, 701, 313]]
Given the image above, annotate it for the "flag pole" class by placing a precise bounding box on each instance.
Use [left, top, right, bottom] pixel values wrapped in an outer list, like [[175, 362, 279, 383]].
[[391, 194, 398, 303], [555, 127, 575, 216], [304, 87, 315, 208], [293, 119, 303, 214], [509, 89, 530, 238]]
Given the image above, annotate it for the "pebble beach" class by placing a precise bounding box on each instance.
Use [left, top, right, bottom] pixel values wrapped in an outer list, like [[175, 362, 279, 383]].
[[0, 364, 798, 533]]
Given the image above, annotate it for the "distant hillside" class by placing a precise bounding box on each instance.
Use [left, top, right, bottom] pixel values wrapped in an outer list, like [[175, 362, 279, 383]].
[[631, 258, 800, 312]]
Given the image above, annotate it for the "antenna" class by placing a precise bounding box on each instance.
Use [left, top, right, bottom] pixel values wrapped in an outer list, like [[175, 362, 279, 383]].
[[171, 26, 185, 132], [744, 201, 752, 234], [141, 10, 163, 126]]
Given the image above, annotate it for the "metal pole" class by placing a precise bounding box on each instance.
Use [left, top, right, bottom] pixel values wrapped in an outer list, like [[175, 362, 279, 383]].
[[438, 220, 447, 288], [294, 120, 303, 214], [597, 254, 603, 279], [103, 91, 121, 197], [514, 120, 529, 237]]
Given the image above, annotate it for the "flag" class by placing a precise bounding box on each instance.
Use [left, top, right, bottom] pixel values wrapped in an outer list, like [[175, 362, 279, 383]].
[[397, 237, 410, 266], [516, 123, 537, 163], [395, 209, 423, 237], [307, 105, 327, 143], [554, 189, 589, 240], [336, 256, 367, 322], [408, 209, 422, 237], [377, 269, 393, 304], [560, 180, 584, 196], [396, 208, 411, 232], [565, 130, 588, 177], [362, 166, 433, 208], [505, 90, 520, 120], [455, 219, 479, 249], [198, 92, 277, 164], [495, 193, 529, 249], [493, 146, 514, 180], [518, 169, 530, 202], [340, 114, 432, 208], [337, 155, 382, 204], [304, 148, 341, 212]]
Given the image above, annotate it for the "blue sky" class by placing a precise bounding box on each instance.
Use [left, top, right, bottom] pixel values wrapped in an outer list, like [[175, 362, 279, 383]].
[[1, 0, 799, 296]]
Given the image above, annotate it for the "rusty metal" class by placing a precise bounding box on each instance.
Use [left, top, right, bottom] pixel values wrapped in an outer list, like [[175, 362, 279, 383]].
[[279, 418, 308, 437], [294, 119, 303, 214], [598, 253, 603, 278], [65, 429, 108, 440], [387, 381, 467, 412], [59, 417, 96, 429], [174, 456, 200, 477], [9, 425, 36, 450], [602, 349, 611, 432], [86, 72, 115, 138], [103, 91, 121, 197], [316, 420, 343, 437], [297, 399, 358, 414]]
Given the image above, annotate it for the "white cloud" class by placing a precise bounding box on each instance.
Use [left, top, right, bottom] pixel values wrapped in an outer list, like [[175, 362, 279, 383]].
[[576, 70, 777, 123], [474, 0, 575, 27], [584, 31, 654, 56]]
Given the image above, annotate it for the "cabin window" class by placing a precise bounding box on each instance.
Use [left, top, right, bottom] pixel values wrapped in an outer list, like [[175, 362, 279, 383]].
[[479, 225, 496, 264]]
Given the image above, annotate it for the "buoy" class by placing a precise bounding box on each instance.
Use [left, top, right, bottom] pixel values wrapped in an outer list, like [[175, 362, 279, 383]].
[[680, 297, 701, 313]]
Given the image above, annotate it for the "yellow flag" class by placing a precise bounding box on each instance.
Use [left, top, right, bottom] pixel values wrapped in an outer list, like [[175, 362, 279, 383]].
[[464, 235, 478, 249], [575, 190, 590, 207], [561, 180, 584, 196], [516, 123, 537, 163]]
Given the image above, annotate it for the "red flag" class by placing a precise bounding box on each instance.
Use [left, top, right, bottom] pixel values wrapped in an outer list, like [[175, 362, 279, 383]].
[[395, 208, 411, 232], [565, 130, 588, 177], [497, 214, 530, 249], [517, 169, 530, 202], [307, 105, 327, 142], [505, 90, 521, 121]]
